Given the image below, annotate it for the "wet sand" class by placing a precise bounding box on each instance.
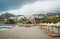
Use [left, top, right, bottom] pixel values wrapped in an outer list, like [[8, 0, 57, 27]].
[[0, 26, 56, 39]]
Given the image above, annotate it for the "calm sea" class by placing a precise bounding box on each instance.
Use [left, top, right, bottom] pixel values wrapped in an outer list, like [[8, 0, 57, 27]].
[[0, 24, 18, 30]]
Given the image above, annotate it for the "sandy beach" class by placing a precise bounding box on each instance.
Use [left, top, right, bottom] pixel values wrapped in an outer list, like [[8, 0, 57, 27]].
[[0, 26, 56, 39]]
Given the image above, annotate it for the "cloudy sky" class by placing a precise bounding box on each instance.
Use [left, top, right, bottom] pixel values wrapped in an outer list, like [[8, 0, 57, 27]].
[[0, 0, 60, 15]]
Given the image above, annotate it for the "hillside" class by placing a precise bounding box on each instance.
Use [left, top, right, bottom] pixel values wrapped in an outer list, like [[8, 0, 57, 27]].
[[0, 13, 15, 23], [0, 13, 15, 19]]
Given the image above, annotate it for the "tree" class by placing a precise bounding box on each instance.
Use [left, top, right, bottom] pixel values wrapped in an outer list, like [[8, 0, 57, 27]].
[[5, 19, 16, 24]]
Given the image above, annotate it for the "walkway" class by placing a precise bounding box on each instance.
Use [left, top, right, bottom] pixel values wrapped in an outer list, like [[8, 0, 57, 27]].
[[0, 26, 56, 39]]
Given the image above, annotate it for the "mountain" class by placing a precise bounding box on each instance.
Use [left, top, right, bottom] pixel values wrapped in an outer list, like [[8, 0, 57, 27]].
[[0, 13, 15, 19], [48, 13, 60, 14]]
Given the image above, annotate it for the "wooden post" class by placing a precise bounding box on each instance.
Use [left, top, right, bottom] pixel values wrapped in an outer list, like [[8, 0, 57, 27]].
[[48, 26, 49, 33], [52, 26, 53, 34], [56, 26, 60, 39]]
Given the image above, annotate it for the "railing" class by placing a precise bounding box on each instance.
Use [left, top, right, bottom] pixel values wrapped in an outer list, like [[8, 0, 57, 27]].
[[39, 24, 60, 39]]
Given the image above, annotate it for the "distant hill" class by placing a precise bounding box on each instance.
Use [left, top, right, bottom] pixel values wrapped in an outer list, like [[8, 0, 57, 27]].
[[48, 13, 60, 14], [18, 14, 24, 16], [0, 13, 24, 19], [0, 13, 24, 23], [0, 13, 15, 19]]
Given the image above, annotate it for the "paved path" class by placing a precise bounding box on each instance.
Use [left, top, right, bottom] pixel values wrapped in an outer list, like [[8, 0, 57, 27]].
[[0, 26, 56, 39]]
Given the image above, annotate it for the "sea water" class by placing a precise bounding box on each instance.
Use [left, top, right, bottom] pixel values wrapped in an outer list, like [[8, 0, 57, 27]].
[[0, 24, 18, 31]]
